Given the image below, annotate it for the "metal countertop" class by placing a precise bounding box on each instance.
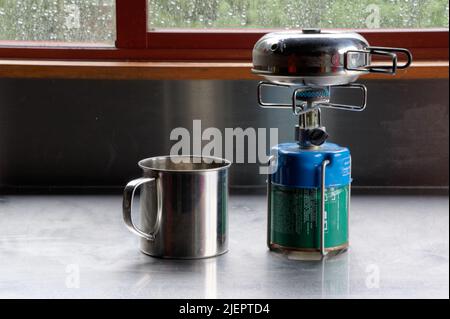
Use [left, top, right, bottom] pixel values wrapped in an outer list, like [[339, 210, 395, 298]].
[[0, 194, 448, 299]]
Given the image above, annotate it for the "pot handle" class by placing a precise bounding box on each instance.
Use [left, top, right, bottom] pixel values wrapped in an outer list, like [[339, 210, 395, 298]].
[[345, 47, 412, 74], [123, 177, 161, 241]]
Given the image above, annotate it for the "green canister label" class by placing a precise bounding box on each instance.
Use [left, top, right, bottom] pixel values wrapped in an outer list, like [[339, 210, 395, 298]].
[[270, 184, 349, 250]]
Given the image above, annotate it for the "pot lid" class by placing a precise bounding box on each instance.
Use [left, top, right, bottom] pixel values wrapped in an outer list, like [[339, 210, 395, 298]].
[[252, 29, 371, 86]]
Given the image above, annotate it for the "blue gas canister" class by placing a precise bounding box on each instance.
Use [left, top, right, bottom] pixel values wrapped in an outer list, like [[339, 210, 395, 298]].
[[268, 142, 351, 255]]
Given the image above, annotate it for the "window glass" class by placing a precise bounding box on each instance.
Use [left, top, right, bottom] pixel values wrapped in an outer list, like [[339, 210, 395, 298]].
[[148, 0, 449, 29], [0, 0, 115, 43]]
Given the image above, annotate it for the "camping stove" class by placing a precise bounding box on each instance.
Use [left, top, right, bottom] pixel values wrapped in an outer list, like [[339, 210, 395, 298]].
[[252, 29, 412, 257]]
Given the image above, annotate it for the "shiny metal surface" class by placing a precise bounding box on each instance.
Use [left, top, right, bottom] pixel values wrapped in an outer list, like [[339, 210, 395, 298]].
[[252, 30, 369, 86], [252, 29, 412, 86], [123, 177, 158, 241], [123, 155, 231, 259], [0, 194, 448, 298]]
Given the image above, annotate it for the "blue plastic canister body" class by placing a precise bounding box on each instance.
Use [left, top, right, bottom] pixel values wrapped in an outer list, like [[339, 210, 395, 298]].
[[271, 142, 352, 188]]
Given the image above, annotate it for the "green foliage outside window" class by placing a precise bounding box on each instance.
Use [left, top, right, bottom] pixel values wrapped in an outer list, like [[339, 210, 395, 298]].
[[148, 0, 449, 29]]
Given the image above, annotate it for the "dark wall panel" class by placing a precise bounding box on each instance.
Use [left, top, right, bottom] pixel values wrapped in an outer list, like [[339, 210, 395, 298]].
[[0, 79, 448, 190]]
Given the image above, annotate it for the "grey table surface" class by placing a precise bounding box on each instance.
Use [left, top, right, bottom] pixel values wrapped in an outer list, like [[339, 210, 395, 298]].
[[0, 194, 448, 299]]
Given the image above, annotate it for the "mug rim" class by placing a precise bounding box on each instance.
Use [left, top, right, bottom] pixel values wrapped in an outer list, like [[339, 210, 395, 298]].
[[138, 155, 232, 173]]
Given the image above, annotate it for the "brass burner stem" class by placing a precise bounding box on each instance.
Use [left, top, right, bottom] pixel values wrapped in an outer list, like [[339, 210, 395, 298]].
[[299, 106, 321, 129]]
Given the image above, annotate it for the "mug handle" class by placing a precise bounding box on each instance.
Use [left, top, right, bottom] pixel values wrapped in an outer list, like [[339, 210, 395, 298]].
[[123, 177, 161, 241]]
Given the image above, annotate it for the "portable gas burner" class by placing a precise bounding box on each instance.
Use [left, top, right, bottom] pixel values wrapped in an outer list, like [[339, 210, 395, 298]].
[[252, 29, 412, 257]]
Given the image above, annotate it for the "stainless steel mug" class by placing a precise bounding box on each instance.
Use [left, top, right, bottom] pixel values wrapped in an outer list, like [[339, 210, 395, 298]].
[[123, 155, 231, 259]]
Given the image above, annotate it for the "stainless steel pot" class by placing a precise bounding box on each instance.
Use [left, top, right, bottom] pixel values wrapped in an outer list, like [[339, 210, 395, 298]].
[[123, 155, 231, 259], [252, 28, 412, 86]]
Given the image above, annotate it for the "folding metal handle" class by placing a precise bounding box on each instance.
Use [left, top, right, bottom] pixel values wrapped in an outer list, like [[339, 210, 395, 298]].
[[266, 155, 275, 249], [319, 83, 367, 112], [258, 81, 367, 115], [346, 46, 412, 75], [320, 160, 330, 257], [257, 81, 292, 109]]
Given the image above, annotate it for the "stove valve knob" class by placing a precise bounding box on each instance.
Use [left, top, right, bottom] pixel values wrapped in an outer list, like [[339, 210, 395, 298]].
[[308, 128, 329, 146]]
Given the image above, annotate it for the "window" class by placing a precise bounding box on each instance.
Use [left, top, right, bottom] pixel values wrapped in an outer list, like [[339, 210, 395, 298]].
[[0, 0, 115, 44], [0, 0, 448, 63], [147, 0, 449, 29]]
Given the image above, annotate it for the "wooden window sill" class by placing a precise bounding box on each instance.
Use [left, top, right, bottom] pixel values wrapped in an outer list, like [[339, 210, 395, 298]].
[[0, 59, 447, 80]]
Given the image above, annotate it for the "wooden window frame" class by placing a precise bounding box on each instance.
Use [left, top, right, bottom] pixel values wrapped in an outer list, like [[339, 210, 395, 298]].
[[0, 0, 448, 64]]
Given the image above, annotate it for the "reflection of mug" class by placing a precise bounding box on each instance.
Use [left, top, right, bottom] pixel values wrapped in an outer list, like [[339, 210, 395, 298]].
[[123, 155, 231, 259]]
